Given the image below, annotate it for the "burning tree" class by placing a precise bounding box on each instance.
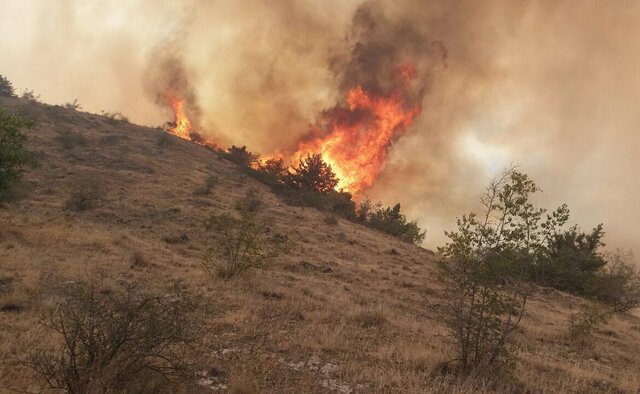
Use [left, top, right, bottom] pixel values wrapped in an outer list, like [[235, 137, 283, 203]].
[[286, 154, 339, 193]]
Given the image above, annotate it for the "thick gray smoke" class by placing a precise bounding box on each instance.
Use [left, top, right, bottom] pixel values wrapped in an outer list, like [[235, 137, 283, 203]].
[[1, 0, 638, 253]]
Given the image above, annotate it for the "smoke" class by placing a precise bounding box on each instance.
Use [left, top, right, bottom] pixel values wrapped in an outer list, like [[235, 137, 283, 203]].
[[1, 0, 638, 253]]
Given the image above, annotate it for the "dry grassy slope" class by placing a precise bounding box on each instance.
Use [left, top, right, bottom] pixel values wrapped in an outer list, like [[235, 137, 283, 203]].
[[0, 97, 639, 393]]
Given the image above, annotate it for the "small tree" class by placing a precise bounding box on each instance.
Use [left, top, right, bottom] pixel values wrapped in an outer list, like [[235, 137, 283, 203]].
[[286, 154, 338, 193], [0, 75, 15, 97], [258, 158, 287, 181], [438, 168, 568, 374], [0, 107, 35, 200]]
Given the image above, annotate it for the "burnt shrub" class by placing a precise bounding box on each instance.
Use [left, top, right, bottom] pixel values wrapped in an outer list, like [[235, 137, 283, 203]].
[[21, 89, 41, 103], [18, 280, 198, 393]]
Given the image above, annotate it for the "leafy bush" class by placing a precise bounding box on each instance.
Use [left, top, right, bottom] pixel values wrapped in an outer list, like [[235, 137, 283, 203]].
[[65, 177, 104, 211], [20, 280, 198, 393], [534, 225, 606, 293], [0, 107, 35, 200], [585, 250, 640, 313], [363, 202, 425, 244], [567, 304, 612, 346], [258, 158, 287, 181], [438, 168, 566, 374], [0, 75, 15, 97], [285, 154, 338, 193], [194, 175, 218, 196], [203, 209, 287, 279]]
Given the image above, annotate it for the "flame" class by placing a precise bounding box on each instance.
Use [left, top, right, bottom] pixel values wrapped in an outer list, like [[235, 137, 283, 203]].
[[164, 91, 193, 139], [290, 83, 420, 195], [163, 90, 219, 149]]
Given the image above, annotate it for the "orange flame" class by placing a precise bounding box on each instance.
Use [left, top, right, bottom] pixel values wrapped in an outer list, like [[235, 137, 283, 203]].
[[290, 84, 420, 195], [163, 90, 219, 149]]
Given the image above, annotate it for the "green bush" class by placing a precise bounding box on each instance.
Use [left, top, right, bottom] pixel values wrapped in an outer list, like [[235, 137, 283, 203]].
[[203, 209, 287, 279], [438, 168, 567, 374], [585, 250, 640, 313], [534, 225, 606, 293], [364, 202, 425, 244], [0, 107, 35, 200], [0, 75, 15, 97], [20, 280, 198, 393]]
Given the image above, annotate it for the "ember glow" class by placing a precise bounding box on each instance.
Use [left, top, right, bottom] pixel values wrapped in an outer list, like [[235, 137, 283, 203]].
[[290, 83, 420, 195]]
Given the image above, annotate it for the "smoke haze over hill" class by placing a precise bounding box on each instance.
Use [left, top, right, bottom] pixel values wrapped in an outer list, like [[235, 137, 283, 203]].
[[1, 0, 638, 252]]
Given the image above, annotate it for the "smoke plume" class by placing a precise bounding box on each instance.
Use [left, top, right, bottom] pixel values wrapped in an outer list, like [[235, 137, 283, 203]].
[[1, 0, 638, 253]]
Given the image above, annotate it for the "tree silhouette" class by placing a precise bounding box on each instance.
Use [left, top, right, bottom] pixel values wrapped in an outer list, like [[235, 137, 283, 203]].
[[0, 75, 15, 97], [287, 154, 338, 193]]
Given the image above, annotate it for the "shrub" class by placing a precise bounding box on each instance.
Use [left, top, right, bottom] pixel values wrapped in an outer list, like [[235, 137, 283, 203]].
[[65, 177, 104, 211], [0, 75, 15, 97], [365, 202, 425, 244], [21, 89, 41, 103], [258, 158, 287, 182], [55, 130, 86, 150], [534, 225, 606, 293], [324, 213, 339, 225], [64, 99, 82, 110], [0, 107, 35, 200], [585, 250, 640, 313], [19, 280, 198, 393], [194, 175, 218, 196], [203, 210, 286, 279], [285, 154, 338, 193], [568, 304, 612, 346], [438, 168, 567, 374], [101, 110, 129, 124], [225, 145, 257, 167]]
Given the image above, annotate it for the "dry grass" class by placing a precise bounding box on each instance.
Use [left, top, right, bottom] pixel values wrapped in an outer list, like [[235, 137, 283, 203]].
[[1, 96, 640, 393]]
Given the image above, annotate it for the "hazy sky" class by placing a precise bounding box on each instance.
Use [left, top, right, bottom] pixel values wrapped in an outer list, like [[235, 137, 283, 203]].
[[1, 0, 638, 253]]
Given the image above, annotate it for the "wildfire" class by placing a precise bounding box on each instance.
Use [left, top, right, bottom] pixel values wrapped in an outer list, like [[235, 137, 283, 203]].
[[163, 90, 219, 149], [164, 91, 193, 139], [290, 83, 420, 195]]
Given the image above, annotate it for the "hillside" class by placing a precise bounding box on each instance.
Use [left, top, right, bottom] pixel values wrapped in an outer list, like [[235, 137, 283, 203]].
[[1, 96, 640, 393]]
